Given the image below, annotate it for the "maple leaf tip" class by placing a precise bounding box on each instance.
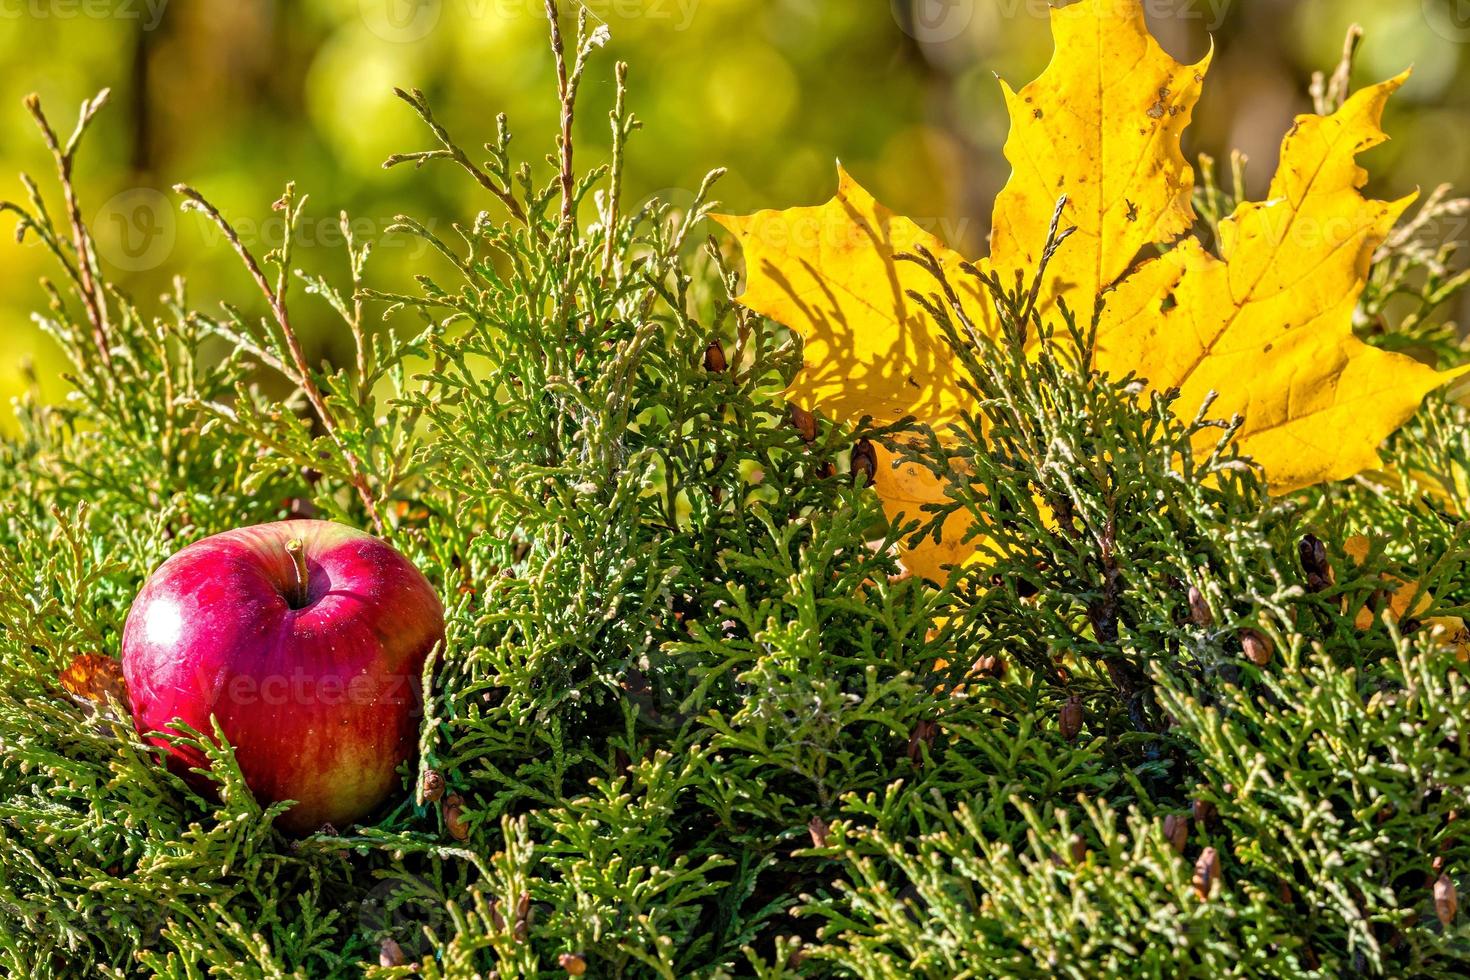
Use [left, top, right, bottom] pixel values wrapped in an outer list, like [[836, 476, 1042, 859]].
[[1195, 36, 1216, 73]]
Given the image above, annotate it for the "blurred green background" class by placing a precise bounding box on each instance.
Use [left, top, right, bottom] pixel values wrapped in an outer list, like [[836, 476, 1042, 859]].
[[4, 0, 1470, 415]]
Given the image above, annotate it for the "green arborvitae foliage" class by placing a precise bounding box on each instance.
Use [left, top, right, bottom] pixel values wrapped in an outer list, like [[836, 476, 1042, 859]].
[[2, 8, 1470, 978]]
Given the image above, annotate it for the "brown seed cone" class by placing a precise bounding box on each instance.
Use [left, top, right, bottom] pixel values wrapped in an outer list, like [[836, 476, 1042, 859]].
[[513, 890, 532, 941], [851, 438, 878, 488], [1163, 813, 1189, 854], [1193, 847, 1221, 900], [379, 938, 406, 968], [703, 340, 728, 373], [442, 794, 469, 841], [1060, 696, 1084, 741], [808, 815, 830, 848], [789, 404, 817, 443], [1240, 628, 1273, 667], [1193, 798, 1217, 827], [1436, 873, 1459, 926], [559, 953, 588, 976], [1299, 534, 1330, 588], [1187, 586, 1213, 628], [908, 719, 939, 765], [420, 768, 445, 804]]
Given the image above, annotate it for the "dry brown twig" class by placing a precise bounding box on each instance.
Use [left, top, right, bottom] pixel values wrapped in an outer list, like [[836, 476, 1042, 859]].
[[24, 89, 116, 378], [173, 182, 384, 531]]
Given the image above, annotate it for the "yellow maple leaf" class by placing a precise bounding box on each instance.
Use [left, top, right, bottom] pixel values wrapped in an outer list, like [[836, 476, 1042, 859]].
[[715, 0, 1464, 581], [870, 446, 977, 584], [715, 168, 984, 431], [989, 0, 1209, 320], [1095, 75, 1448, 492]]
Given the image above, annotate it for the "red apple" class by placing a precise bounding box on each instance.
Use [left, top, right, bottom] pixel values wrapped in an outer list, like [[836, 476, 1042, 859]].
[[122, 520, 444, 833]]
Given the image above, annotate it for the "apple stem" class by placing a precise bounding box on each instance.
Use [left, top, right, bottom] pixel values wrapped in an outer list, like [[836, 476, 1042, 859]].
[[285, 539, 310, 608]]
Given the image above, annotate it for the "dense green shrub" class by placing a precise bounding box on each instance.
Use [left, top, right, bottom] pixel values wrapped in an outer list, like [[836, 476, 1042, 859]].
[[2, 9, 1469, 978]]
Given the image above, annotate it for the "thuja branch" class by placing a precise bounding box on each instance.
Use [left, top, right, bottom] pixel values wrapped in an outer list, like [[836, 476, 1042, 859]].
[[23, 89, 115, 376], [172, 182, 384, 531], [545, 0, 606, 230], [602, 60, 634, 278], [383, 87, 528, 227]]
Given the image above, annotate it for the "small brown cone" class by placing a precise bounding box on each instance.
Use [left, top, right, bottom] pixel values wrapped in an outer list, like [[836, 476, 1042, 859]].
[[1187, 586, 1212, 628], [514, 890, 532, 941], [808, 815, 830, 848], [703, 340, 728, 373], [1240, 628, 1273, 667], [420, 769, 445, 804], [442, 794, 469, 841], [850, 438, 878, 488], [1163, 814, 1189, 854], [789, 404, 817, 443], [1436, 873, 1458, 926], [1299, 534, 1331, 592], [1193, 847, 1220, 900], [379, 937, 406, 968], [559, 953, 587, 976], [907, 719, 938, 765], [1060, 696, 1084, 741]]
